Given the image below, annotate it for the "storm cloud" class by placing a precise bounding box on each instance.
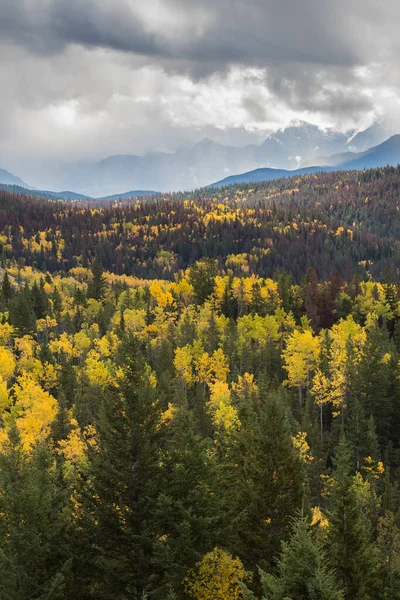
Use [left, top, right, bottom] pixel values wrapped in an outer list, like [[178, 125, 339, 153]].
[[1, 0, 400, 186]]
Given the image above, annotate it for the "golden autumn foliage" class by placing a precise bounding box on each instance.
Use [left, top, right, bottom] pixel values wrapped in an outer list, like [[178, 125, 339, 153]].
[[0, 168, 400, 597], [292, 431, 314, 464], [12, 375, 58, 452], [283, 329, 320, 391], [311, 506, 329, 529], [196, 348, 229, 386], [208, 380, 240, 431], [57, 416, 97, 476], [14, 335, 36, 358], [185, 547, 247, 600], [174, 344, 195, 386], [312, 316, 366, 412], [0, 376, 10, 413], [159, 402, 177, 428], [0, 322, 14, 345], [17, 357, 58, 390], [0, 346, 16, 381], [85, 351, 115, 388]]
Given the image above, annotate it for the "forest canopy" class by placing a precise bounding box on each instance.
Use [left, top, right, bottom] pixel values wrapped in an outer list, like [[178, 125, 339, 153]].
[[0, 167, 400, 599]]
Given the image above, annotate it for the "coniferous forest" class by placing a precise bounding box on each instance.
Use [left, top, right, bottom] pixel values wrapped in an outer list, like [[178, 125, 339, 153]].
[[2, 167, 400, 599]]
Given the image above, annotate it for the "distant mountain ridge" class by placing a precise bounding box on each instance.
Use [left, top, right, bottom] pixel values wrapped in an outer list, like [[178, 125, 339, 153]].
[[301, 135, 400, 169], [208, 166, 335, 187], [210, 135, 400, 188], [0, 183, 92, 201], [97, 190, 157, 201], [48, 120, 393, 196], [0, 182, 156, 202], [0, 169, 32, 189], [2, 121, 399, 198], [331, 134, 400, 170]]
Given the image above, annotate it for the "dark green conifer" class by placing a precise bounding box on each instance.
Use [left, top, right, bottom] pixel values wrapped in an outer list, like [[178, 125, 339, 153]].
[[1, 270, 13, 304], [327, 437, 375, 600], [9, 284, 36, 335], [0, 427, 71, 599], [242, 515, 343, 600], [74, 335, 160, 599], [87, 258, 106, 301]]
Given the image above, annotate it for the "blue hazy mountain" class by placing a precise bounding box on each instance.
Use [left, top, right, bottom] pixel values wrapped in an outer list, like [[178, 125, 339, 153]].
[[0, 183, 156, 202], [0, 169, 32, 189], [97, 190, 157, 201], [3, 123, 400, 198], [210, 135, 400, 188], [0, 184, 91, 201], [208, 166, 334, 187], [56, 121, 370, 196], [338, 135, 400, 170], [301, 135, 400, 170]]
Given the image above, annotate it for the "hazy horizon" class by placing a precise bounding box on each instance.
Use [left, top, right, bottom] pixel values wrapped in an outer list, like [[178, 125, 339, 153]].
[[2, 2, 400, 176]]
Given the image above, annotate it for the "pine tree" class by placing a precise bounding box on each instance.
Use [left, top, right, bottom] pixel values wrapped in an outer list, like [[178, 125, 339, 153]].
[[73, 285, 87, 307], [352, 323, 395, 447], [0, 426, 71, 599], [1, 270, 13, 305], [326, 437, 375, 600], [251, 281, 267, 316], [87, 258, 106, 301], [9, 284, 36, 335], [242, 515, 343, 600], [30, 278, 49, 320], [74, 335, 160, 599], [276, 270, 293, 313], [220, 276, 238, 319], [51, 286, 63, 319], [151, 409, 228, 598], [228, 389, 304, 569], [374, 510, 400, 599], [188, 259, 218, 305]]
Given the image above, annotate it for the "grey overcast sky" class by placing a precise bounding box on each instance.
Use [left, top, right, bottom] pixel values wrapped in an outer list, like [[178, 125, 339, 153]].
[[1, 0, 400, 170]]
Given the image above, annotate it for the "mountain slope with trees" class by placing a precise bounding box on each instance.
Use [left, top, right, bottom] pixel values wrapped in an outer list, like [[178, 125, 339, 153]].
[[0, 167, 400, 598]]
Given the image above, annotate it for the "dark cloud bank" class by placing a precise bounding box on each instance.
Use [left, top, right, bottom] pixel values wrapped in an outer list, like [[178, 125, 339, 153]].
[[0, 0, 399, 188]]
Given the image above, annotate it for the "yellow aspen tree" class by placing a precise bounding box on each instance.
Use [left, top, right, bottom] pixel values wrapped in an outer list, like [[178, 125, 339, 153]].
[[292, 431, 314, 464], [85, 350, 114, 388], [185, 547, 247, 600], [0, 376, 10, 413], [0, 346, 16, 381], [12, 375, 58, 452], [196, 348, 229, 387], [312, 316, 366, 422], [208, 380, 240, 432], [282, 329, 320, 410], [0, 322, 14, 345]]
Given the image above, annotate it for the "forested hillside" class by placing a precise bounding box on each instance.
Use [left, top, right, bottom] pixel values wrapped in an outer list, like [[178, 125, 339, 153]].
[[1, 166, 400, 282], [1, 167, 400, 599]]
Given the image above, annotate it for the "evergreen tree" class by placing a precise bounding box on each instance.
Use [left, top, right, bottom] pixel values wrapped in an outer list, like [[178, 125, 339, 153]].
[[30, 278, 49, 320], [1, 270, 13, 305], [374, 510, 400, 599], [220, 276, 238, 319], [251, 281, 267, 316], [51, 286, 63, 319], [352, 323, 395, 447], [74, 335, 160, 599], [87, 258, 106, 301], [73, 285, 87, 307], [242, 515, 343, 600], [228, 389, 304, 569], [326, 437, 375, 600], [0, 427, 71, 599], [188, 259, 218, 305], [9, 284, 36, 335], [151, 409, 228, 598]]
